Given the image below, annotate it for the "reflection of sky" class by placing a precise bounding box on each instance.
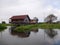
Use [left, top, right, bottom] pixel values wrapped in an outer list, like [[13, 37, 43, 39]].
[[52, 29, 60, 45], [53, 40, 60, 45], [0, 27, 60, 45], [0, 0, 60, 23]]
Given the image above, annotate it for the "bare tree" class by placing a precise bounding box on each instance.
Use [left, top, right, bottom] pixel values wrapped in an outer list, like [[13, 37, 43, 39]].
[[44, 14, 57, 23]]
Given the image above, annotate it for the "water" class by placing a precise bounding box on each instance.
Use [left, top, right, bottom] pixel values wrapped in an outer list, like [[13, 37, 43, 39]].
[[0, 26, 60, 45]]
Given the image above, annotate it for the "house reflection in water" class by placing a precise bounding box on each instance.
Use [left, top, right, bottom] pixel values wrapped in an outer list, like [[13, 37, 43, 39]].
[[44, 28, 57, 38], [31, 29, 38, 33], [9, 26, 30, 38], [9, 26, 39, 38]]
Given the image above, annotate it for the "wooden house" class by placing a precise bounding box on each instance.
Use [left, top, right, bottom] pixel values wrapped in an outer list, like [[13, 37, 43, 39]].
[[9, 15, 30, 25]]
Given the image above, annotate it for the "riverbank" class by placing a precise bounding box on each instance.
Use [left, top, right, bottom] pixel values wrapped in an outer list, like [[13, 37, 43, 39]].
[[38, 23, 60, 29], [14, 23, 60, 32], [0, 24, 7, 32]]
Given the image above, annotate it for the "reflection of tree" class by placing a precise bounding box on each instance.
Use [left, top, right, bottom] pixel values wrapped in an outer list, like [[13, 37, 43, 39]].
[[44, 28, 57, 38], [31, 29, 38, 33], [9, 26, 30, 38]]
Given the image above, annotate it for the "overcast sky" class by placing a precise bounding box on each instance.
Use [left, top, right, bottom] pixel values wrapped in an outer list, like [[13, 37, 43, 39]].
[[0, 0, 60, 23]]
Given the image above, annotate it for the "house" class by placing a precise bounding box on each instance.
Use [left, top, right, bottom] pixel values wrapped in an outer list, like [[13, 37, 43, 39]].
[[30, 17, 38, 24], [30, 19, 38, 24], [9, 15, 30, 25]]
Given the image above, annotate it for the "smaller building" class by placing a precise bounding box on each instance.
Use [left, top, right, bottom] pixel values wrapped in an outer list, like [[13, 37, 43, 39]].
[[30, 19, 38, 24], [9, 15, 30, 25], [30, 17, 38, 24]]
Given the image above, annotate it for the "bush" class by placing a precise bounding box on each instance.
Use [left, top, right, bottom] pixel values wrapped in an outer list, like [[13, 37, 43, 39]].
[[2, 21, 6, 24], [0, 24, 7, 32]]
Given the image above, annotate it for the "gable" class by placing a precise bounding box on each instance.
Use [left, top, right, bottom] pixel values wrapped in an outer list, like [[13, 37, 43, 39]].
[[24, 17, 30, 23]]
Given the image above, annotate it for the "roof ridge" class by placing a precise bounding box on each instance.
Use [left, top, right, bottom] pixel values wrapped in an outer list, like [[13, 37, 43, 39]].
[[13, 15, 28, 16]]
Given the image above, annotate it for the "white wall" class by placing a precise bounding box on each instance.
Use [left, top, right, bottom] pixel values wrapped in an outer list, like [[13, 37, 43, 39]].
[[24, 17, 30, 23]]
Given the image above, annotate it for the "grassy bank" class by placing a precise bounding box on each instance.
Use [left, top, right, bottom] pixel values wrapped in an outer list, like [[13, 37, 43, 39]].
[[1, 24, 14, 26], [14, 24, 38, 32], [0, 24, 7, 32], [38, 23, 60, 29], [0, 23, 14, 32], [14, 23, 60, 32]]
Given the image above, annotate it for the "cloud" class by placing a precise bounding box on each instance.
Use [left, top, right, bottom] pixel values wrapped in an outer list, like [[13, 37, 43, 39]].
[[0, 0, 60, 23], [0, 0, 19, 8]]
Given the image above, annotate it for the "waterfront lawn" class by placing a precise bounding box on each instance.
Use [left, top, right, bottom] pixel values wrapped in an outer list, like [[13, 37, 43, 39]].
[[38, 23, 60, 29], [0, 24, 7, 32], [14, 23, 60, 32]]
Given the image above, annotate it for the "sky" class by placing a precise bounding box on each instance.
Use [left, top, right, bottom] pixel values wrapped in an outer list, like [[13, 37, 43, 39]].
[[0, 0, 60, 23]]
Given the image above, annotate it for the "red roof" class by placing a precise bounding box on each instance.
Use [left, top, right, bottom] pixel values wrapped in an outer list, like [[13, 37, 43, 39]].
[[10, 15, 30, 20]]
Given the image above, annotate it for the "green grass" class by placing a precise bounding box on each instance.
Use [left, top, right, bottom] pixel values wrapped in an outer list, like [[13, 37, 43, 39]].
[[38, 23, 60, 29], [14, 24, 38, 32], [2, 24, 14, 26], [14, 23, 60, 32], [0, 24, 7, 32], [0, 23, 15, 32]]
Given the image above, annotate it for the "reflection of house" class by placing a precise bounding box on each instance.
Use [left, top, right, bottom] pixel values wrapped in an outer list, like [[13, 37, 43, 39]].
[[9, 15, 30, 25], [9, 26, 30, 38], [11, 31, 30, 38]]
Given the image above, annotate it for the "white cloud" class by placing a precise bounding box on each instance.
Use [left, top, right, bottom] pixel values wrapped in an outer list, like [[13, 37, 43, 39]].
[[0, 0, 60, 23]]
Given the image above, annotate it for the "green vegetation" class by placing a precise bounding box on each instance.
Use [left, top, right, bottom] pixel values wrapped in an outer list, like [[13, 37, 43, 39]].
[[14, 23, 60, 32], [14, 24, 38, 32], [38, 23, 60, 29], [0, 24, 7, 32], [0, 24, 14, 26], [0, 23, 14, 32]]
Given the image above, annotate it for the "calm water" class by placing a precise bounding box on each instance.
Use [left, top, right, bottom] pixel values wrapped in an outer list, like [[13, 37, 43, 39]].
[[0, 26, 60, 45]]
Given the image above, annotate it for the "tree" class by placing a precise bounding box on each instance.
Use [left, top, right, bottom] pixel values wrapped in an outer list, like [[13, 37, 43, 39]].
[[44, 14, 57, 23], [2, 21, 6, 24]]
